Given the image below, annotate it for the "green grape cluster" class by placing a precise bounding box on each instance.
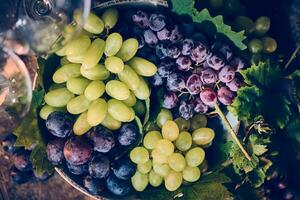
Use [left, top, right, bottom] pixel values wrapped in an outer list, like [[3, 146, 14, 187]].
[[40, 8, 157, 135], [129, 109, 215, 192]]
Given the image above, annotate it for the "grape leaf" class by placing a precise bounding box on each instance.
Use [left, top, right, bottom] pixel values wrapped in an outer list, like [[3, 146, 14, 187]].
[[169, 0, 247, 50], [249, 134, 270, 156], [30, 144, 54, 176]]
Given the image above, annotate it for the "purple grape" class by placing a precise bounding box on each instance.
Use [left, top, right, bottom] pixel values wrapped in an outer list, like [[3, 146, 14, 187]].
[[190, 42, 210, 64], [150, 73, 164, 87], [170, 25, 182, 43], [211, 42, 233, 61], [200, 68, 217, 85], [46, 138, 65, 165], [2, 134, 21, 154], [217, 87, 235, 105], [218, 65, 236, 83], [163, 92, 178, 109], [205, 53, 225, 70], [176, 56, 192, 71], [178, 101, 194, 120], [137, 35, 145, 49], [230, 57, 246, 71], [157, 61, 174, 78], [106, 174, 131, 196], [64, 137, 92, 166], [88, 126, 115, 153], [112, 156, 136, 180], [143, 29, 158, 46], [166, 43, 181, 59], [186, 74, 202, 95], [166, 73, 186, 92], [67, 162, 89, 175], [84, 175, 105, 195], [200, 88, 217, 107], [181, 39, 194, 55], [157, 28, 171, 40], [193, 97, 209, 113], [226, 77, 242, 92], [149, 14, 166, 31], [89, 155, 110, 179], [155, 43, 168, 59], [13, 151, 32, 171], [132, 10, 149, 28], [46, 112, 73, 138], [118, 123, 139, 146]]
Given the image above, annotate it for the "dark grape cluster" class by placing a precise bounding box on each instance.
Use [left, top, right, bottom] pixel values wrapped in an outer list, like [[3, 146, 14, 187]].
[[123, 10, 246, 120], [45, 112, 139, 196]]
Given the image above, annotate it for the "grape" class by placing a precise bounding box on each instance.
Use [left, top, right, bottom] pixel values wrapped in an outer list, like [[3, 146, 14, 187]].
[[174, 118, 191, 132], [175, 131, 192, 151], [230, 57, 245, 71], [162, 92, 178, 109], [60, 57, 70, 65], [10, 167, 33, 185], [152, 149, 168, 164], [193, 97, 209, 113], [101, 114, 121, 131], [185, 147, 205, 167], [53, 64, 81, 84], [217, 86, 235, 105], [117, 65, 141, 90], [190, 42, 210, 64], [170, 25, 182, 43], [157, 28, 171, 41], [234, 16, 255, 34], [127, 57, 157, 77], [143, 29, 158, 46], [132, 10, 149, 28], [67, 162, 88, 175], [78, 13, 104, 34], [2, 134, 20, 154], [186, 74, 202, 95], [226, 77, 242, 92], [88, 155, 110, 179], [45, 88, 75, 107], [248, 39, 263, 53], [105, 33, 123, 56], [83, 175, 105, 195], [143, 131, 162, 150], [191, 114, 207, 130], [65, 35, 91, 56], [157, 61, 174, 77], [132, 77, 150, 100], [179, 101, 194, 120], [166, 43, 181, 59], [208, 0, 224, 9], [211, 42, 233, 61], [118, 123, 139, 146], [261, 37, 277, 53], [157, 109, 173, 128], [112, 156, 136, 180], [155, 139, 174, 156], [206, 53, 225, 70], [87, 126, 115, 153], [13, 151, 32, 171], [168, 153, 186, 172], [131, 171, 149, 192], [106, 174, 131, 196], [155, 43, 168, 59], [162, 120, 179, 141], [82, 38, 106, 69], [182, 39, 194, 55], [180, 23, 195, 37], [102, 8, 119, 29], [164, 170, 182, 191], [148, 14, 166, 31], [176, 56, 192, 71], [254, 16, 271, 35], [130, 147, 149, 164], [149, 170, 163, 187], [192, 128, 215, 146], [80, 64, 110, 81], [136, 35, 146, 49], [46, 138, 65, 165], [138, 160, 152, 174], [64, 137, 92, 166], [106, 80, 130, 101], [123, 92, 137, 107], [199, 88, 217, 107], [166, 73, 186, 92], [150, 73, 164, 87], [66, 54, 84, 63], [73, 112, 92, 136], [46, 112, 73, 138], [40, 105, 65, 120], [84, 81, 105, 101], [104, 56, 124, 74], [200, 68, 217, 86], [116, 38, 139, 62], [153, 162, 170, 177], [67, 95, 91, 115], [182, 166, 201, 182], [66, 77, 90, 95], [108, 99, 132, 122], [133, 100, 146, 116]]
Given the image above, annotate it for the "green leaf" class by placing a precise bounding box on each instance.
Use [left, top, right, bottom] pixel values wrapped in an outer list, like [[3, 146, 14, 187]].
[[169, 0, 247, 50], [249, 134, 270, 156], [289, 69, 300, 78], [30, 145, 54, 176]]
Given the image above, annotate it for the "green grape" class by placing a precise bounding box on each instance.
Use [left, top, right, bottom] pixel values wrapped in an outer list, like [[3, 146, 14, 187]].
[[116, 38, 139, 62], [162, 120, 179, 141], [261, 37, 277, 53], [185, 147, 205, 167], [84, 81, 105, 101], [132, 77, 150, 100], [67, 95, 91, 115], [66, 77, 90, 95], [128, 108, 135, 122], [104, 56, 124, 73], [149, 170, 163, 187], [133, 100, 146, 116], [101, 8, 119, 29], [234, 16, 255, 34], [138, 160, 152, 174], [248, 39, 263, 54], [130, 147, 149, 164], [122, 92, 137, 107], [101, 114, 121, 130], [192, 128, 215, 146], [255, 16, 271, 35], [191, 114, 207, 131], [127, 57, 157, 77], [87, 99, 107, 126], [174, 117, 191, 132], [108, 99, 132, 122], [45, 88, 75, 107], [73, 111, 92, 136], [131, 171, 149, 192], [82, 38, 106, 69], [78, 12, 104, 34], [175, 131, 192, 152], [151, 149, 168, 164], [156, 109, 173, 128], [48, 83, 66, 91], [106, 80, 130, 100], [60, 57, 70, 65], [66, 54, 84, 63], [56, 45, 67, 56], [182, 166, 201, 182], [39, 105, 65, 120], [143, 131, 162, 150], [65, 35, 91, 56], [208, 0, 224, 9], [153, 162, 170, 177], [168, 153, 186, 172], [53, 64, 81, 84], [155, 139, 174, 156], [105, 32, 123, 56], [164, 170, 182, 192], [117, 65, 141, 90], [80, 64, 110, 81]]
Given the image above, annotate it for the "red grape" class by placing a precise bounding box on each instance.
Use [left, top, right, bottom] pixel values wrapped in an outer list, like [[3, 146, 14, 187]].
[[230, 57, 246, 71], [46, 138, 65, 165], [200, 68, 217, 85], [218, 65, 236, 83], [186, 74, 202, 95], [193, 97, 209, 113], [64, 137, 92, 166], [149, 14, 166, 31], [157, 28, 171, 40], [200, 88, 217, 106], [182, 39, 194, 55], [206, 53, 225, 70], [226, 77, 242, 92], [176, 56, 192, 71], [143, 29, 158, 46], [132, 10, 149, 28], [163, 92, 179, 109], [179, 101, 194, 120], [190, 42, 210, 64], [217, 86, 235, 105]]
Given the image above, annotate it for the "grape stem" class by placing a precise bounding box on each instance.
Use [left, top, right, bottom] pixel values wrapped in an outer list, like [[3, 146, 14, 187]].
[[284, 44, 300, 69], [214, 104, 252, 161]]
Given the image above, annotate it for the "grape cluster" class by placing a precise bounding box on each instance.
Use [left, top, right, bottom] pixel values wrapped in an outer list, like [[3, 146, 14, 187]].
[[129, 109, 215, 192], [45, 112, 141, 196], [125, 9, 245, 120]]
